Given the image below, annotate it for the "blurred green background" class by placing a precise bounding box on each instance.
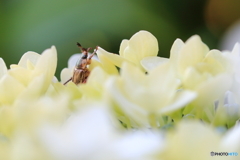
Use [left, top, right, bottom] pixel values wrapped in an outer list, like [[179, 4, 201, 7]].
[[1, 0, 240, 78]]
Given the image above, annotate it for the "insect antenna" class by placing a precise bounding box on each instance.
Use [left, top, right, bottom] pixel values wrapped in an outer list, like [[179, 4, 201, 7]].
[[76, 42, 82, 48], [77, 42, 87, 52]]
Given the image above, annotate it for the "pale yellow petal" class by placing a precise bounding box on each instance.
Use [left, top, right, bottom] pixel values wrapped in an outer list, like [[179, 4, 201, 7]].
[[0, 141, 9, 159], [31, 46, 57, 92], [0, 75, 25, 105], [60, 68, 72, 83], [169, 38, 184, 62], [97, 51, 118, 75], [182, 67, 211, 89], [178, 35, 209, 75], [120, 62, 146, 93], [8, 67, 32, 86], [140, 56, 169, 71], [0, 106, 16, 137], [231, 42, 240, 57], [97, 47, 129, 68], [10, 64, 18, 69], [160, 90, 197, 114], [120, 63, 158, 111], [123, 30, 158, 66], [88, 59, 102, 72], [105, 77, 149, 127], [204, 50, 230, 74], [27, 60, 35, 70], [18, 51, 40, 68], [160, 121, 221, 160], [32, 46, 57, 80], [119, 39, 129, 57], [87, 67, 109, 84], [120, 63, 176, 113], [18, 74, 47, 99], [221, 124, 240, 151], [149, 64, 179, 99], [192, 73, 232, 108], [79, 67, 109, 99], [0, 58, 7, 79], [52, 76, 58, 83]]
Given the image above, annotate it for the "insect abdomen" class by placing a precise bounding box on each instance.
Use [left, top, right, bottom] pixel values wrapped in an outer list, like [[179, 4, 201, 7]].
[[72, 68, 89, 84]]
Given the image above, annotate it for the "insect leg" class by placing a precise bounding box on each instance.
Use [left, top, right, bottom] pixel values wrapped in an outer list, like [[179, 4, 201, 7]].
[[63, 77, 72, 85], [88, 46, 99, 59]]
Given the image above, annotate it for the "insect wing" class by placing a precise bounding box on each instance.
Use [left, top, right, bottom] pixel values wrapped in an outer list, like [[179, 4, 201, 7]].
[[72, 68, 86, 84]]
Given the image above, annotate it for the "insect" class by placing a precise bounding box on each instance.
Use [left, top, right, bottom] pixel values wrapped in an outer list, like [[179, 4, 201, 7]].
[[64, 42, 98, 85]]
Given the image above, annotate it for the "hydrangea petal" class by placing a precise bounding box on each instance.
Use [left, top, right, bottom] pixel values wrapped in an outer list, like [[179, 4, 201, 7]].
[[120, 63, 146, 96], [123, 31, 158, 66], [0, 58, 7, 79], [32, 46, 57, 92], [18, 74, 50, 100], [87, 59, 102, 71], [113, 131, 163, 159], [182, 67, 211, 89], [119, 39, 129, 57], [105, 77, 149, 127], [8, 67, 32, 86], [148, 65, 179, 102], [221, 124, 240, 151], [18, 51, 40, 68], [38, 107, 114, 159], [170, 38, 184, 62], [160, 90, 197, 114], [79, 67, 109, 99], [140, 56, 169, 71], [231, 42, 240, 54], [191, 73, 232, 108], [33, 46, 57, 77], [178, 35, 209, 75], [60, 68, 72, 83], [87, 67, 109, 84], [204, 50, 229, 74], [160, 121, 221, 160], [97, 51, 118, 75], [0, 75, 25, 105], [26, 60, 35, 70], [97, 47, 128, 68]]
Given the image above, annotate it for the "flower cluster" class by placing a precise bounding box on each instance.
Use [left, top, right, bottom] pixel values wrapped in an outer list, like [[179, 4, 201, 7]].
[[0, 31, 239, 159]]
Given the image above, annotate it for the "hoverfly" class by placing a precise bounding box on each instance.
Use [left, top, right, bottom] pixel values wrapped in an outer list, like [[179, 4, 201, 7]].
[[64, 42, 98, 85]]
